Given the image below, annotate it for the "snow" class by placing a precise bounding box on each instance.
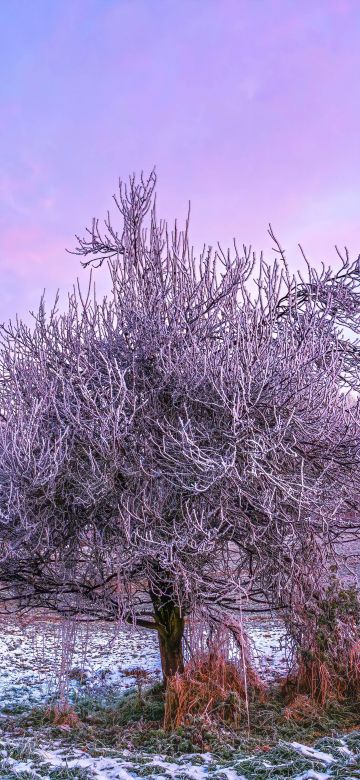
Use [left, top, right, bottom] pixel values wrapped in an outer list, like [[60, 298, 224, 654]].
[[245, 617, 290, 680], [293, 772, 330, 780], [289, 742, 335, 765]]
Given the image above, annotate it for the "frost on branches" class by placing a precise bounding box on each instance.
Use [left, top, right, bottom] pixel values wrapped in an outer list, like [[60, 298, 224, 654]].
[[0, 170, 359, 685]]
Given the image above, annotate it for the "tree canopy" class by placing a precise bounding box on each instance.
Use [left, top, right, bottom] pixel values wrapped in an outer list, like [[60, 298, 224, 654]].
[[0, 170, 359, 681]]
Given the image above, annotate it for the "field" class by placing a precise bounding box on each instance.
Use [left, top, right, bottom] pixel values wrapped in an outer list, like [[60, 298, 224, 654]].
[[0, 616, 359, 779]]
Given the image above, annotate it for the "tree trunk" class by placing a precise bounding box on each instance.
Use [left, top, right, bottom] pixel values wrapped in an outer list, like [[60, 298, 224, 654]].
[[150, 586, 185, 687], [157, 611, 185, 685]]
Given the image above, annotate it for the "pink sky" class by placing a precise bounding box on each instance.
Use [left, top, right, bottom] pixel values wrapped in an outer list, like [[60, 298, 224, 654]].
[[1, 0, 360, 321]]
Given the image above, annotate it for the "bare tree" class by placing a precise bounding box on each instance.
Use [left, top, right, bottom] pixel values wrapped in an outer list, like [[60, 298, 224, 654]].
[[0, 170, 359, 684]]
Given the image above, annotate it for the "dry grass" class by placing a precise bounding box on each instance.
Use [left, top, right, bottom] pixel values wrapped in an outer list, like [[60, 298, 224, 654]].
[[282, 639, 360, 708], [349, 639, 360, 683], [164, 650, 265, 731], [45, 701, 82, 729]]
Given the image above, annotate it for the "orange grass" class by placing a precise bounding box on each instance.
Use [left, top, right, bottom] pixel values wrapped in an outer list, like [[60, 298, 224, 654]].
[[283, 640, 360, 707], [45, 701, 82, 729], [164, 650, 264, 730]]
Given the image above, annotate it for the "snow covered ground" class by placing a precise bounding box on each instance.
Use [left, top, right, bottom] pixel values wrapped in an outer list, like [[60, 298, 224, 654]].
[[0, 732, 359, 779], [0, 617, 161, 715], [0, 616, 358, 779], [0, 614, 288, 716]]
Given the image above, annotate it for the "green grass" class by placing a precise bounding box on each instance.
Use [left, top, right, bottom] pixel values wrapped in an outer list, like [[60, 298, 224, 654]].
[[3, 680, 357, 763], [75, 680, 165, 726]]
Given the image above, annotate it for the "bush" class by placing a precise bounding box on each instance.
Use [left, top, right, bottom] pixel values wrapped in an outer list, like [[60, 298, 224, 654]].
[[285, 583, 360, 705]]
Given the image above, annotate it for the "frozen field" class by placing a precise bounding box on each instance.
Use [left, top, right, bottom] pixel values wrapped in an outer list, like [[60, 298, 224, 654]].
[[0, 615, 290, 715], [0, 616, 358, 779]]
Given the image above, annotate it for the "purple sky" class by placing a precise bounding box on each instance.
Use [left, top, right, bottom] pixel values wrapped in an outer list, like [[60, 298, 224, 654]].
[[1, 0, 360, 322]]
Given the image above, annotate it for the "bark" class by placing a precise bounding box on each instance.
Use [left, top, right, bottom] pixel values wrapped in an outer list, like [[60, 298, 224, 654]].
[[150, 586, 185, 686], [157, 609, 185, 685]]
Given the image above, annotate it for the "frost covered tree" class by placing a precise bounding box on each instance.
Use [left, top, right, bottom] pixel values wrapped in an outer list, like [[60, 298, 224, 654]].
[[0, 170, 360, 684]]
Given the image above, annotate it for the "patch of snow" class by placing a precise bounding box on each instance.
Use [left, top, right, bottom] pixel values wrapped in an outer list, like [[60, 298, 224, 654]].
[[246, 618, 290, 680], [337, 737, 355, 758], [289, 742, 335, 765], [293, 772, 330, 780]]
